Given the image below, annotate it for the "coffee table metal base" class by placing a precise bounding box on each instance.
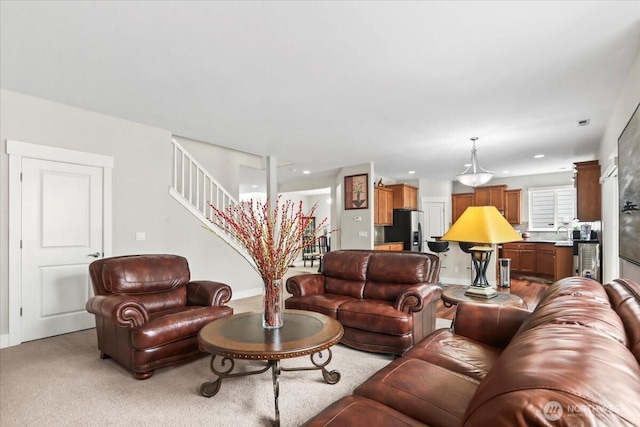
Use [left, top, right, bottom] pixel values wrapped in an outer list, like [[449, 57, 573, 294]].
[[200, 349, 340, 426]]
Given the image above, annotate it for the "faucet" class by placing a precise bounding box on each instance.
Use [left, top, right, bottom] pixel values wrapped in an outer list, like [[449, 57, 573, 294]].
[[556, 226, 570, 240]]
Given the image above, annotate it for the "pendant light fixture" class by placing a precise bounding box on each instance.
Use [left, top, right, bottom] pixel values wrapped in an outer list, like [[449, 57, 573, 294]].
[[455, 137, 494, 187]]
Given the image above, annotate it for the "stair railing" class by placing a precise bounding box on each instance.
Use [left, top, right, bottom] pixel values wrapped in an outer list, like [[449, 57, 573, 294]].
[[168, 138, 253, 262]]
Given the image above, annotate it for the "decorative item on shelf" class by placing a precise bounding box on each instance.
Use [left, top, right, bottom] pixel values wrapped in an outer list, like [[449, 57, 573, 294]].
[[455, 137, 494, 188], [441, 206, 522, 298], [377, 178, 384, 187], [208, 196, 328, 328]]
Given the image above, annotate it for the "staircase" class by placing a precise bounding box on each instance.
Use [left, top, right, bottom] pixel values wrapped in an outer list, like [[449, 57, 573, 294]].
[[168, 138, 254, 266]]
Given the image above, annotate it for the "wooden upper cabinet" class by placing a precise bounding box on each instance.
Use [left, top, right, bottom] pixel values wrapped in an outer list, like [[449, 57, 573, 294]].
[[452, 193, 474, 224], [474, 185, 506, 212], [574, 160, 601, 221], [387, 184, 418, 210], [504, 189, 522, 224], [374, 186, 394, 226]]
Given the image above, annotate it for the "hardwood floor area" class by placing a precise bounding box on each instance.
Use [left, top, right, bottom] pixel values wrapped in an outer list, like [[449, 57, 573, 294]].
[[436, 278, 549, 320]]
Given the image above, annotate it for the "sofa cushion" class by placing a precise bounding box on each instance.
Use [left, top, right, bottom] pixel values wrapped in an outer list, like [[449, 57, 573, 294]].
[[517, 277, 628, 346], [301, 395, 427, 427], [100, 255, 190, 294], [364, 252, 438, 301], [404, 329, 500, 382], [606, 278, 640, 363], [355, 358, 478, 427], [464, 323, 640, 426], [131, 305, 233, 349], [285, 294, 356, 319], [338, 300, 412, 335], [341, 328, 412, 356]]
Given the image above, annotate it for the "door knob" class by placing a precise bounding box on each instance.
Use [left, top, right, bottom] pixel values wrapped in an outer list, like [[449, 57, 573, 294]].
[[88, 252, 101, 258]]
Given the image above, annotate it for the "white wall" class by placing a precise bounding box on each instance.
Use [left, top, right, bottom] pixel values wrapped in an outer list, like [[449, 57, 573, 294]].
[[0, 89, 264, 340], [598, 46, 640, 283], [337, 163, 375, 250]]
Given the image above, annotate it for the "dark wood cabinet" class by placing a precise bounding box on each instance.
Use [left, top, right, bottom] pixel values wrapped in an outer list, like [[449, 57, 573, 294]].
[[502, 242, 573, 281], [474, 185, 507, 213], [452, 193, 474, 223], [374, 186, 394, 226], [387, 184, 418, 210], [574, 160, 601, 221], [504, 189, 522, 224]]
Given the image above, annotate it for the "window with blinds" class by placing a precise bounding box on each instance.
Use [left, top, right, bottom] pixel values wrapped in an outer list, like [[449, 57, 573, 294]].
[[528, 186, 576, 231]]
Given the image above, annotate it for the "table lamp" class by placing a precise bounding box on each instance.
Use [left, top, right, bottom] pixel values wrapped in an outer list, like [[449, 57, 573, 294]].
[[441, 206, 522, 298]]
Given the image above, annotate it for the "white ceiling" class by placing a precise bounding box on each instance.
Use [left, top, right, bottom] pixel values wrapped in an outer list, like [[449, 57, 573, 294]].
[[2, 1, 640, 193]]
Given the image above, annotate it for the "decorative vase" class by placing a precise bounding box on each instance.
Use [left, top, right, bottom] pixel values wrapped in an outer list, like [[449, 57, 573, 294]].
[[262, 278, 284, 329]]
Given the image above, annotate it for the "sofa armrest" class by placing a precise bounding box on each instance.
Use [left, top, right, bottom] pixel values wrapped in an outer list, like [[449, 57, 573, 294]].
[[452, 302, 531, 349], [286, 274, 325, 297], [187, 280, 233, 307], [395, 283, 442, 313], [85, 295, 149, 328]]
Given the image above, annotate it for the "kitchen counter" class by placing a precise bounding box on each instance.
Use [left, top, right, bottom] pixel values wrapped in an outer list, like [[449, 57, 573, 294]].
[[517, 239, 573, 247]]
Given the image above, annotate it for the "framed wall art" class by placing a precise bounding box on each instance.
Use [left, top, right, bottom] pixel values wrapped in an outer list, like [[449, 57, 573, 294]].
[[618, 102, 640, 266], [344, 174, 369, 210]]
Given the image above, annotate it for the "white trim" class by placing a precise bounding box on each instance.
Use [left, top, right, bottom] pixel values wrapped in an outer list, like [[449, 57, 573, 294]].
[[231, 287, 262, 301], [600, 156, 618, 183], [6, 139, 113, 347]]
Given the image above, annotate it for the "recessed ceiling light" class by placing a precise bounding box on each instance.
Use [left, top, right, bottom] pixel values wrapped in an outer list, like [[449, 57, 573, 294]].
[[534, 154, 545, 159], [252, 185, 258, 188], [502, 170, 510, 174], [464, 163, 471, 167], [303, 170, 310, 174], [578, 119, 591, 126], [408, 170, 415, 174]]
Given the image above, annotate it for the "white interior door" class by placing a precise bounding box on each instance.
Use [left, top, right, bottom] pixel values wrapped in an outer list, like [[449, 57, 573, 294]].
[[21, 158, 102, 341], [422, 200, 446, 243]]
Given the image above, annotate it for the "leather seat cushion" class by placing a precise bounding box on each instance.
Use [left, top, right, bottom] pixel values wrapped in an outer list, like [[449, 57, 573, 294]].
[[338, 300, 411, 335], [355, 358, 478, 426], [285, 294, 356, 319], [301, 395, 427, 427], [403, 329, 500, 382], [131, 305, 233, 349]]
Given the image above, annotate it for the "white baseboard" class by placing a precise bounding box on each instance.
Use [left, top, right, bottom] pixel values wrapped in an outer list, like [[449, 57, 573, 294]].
[[231, 287, 262, 300], [0, 333, 10, 349]]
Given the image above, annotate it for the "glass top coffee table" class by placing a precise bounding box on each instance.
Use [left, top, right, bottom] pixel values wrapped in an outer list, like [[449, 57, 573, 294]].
[[198, 310, 344, 427], [441, 285, 527, 309]]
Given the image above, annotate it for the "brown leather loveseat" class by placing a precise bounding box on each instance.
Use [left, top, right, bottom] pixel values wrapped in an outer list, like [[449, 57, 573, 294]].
[[86, 254, 233, 379], [303, 277, 640, 426], [285, 250, 441, 356]]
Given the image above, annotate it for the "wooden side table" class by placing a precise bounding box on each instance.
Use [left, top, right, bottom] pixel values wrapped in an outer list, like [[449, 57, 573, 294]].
[[198, 310, 344, 426]]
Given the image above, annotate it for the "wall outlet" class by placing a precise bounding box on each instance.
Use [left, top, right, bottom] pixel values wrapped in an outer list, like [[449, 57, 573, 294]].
[[454, 266, 459, 273], [354, 216, 362, 222], [358, 231, 368, 237], [136, 232, 146, 241]]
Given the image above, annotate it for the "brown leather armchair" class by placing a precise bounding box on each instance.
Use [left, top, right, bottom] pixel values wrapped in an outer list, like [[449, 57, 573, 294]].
[[86, 254, 233, 379]]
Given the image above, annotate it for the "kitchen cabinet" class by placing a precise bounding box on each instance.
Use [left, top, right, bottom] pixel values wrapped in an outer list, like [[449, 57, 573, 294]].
[[502, 242, 536, 274], [474, 185, 507, 213], [452, 193, 474, 223], [502, 242, 574, 282], [374, 242, 404, 251], [387, 184, 418, 210], [574, 160, 601, 221], [504, 189, 522, 224], [374, 186, 394, 226]]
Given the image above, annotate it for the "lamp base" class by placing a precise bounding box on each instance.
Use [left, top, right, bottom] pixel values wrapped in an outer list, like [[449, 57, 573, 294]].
[[464, 285, 498, 299]]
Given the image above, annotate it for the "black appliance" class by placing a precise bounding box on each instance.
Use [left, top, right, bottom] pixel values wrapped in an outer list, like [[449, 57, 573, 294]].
[[384, 209, 423, 252]]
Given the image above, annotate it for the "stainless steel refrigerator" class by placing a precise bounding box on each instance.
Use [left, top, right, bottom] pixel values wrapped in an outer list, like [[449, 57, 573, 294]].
[[384, 209, 423, 251]]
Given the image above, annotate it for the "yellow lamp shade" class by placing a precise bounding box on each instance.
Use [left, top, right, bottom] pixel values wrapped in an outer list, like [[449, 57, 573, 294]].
[[441, 206, 523, 244]]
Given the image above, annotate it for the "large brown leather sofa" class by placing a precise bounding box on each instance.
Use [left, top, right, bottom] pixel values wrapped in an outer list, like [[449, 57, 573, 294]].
[[303, 277, 640, 426], [285, 250, 441, 356], [86, 254, 233, 379]]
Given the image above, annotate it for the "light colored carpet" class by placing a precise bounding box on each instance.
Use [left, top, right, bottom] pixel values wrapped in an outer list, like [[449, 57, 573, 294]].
[[0, 266, 451, 426]]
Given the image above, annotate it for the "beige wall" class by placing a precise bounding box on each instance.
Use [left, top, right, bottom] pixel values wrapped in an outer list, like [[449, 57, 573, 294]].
[[0, 89, 264, 343], [598, 47, 640, 282]]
